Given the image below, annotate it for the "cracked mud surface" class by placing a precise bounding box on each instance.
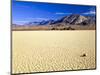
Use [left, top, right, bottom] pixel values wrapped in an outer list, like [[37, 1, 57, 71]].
[[12, 31, 96, 74]]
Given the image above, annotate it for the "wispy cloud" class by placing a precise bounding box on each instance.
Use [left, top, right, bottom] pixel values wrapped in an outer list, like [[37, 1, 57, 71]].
[[12, 20, 27, 25], [82, 10, 95, 15], [55, 12, 72, 15], [14, 20, 29, 24], [15, 20, 29, 22], [29, 17, 49, 21]]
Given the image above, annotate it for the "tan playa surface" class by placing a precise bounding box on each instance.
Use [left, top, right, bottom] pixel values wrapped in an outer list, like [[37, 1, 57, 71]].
[[12, 30, 96, 74]]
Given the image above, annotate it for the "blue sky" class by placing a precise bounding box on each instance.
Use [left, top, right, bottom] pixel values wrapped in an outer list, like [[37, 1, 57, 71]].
[[12, 0, 96, 25]]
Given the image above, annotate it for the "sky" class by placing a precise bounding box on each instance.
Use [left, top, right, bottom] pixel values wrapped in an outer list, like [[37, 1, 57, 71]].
[[12, 0, 96, 25]]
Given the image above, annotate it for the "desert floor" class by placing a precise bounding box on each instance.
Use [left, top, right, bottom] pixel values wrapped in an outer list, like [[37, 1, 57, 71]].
[[12, 30, 96, 74]]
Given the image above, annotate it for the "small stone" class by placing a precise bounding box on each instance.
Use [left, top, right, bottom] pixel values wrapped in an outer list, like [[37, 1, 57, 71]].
[[80, 53, 86, 57]]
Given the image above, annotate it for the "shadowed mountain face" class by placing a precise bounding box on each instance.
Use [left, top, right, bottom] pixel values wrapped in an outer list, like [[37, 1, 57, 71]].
[[62, 14, 88, 24], [12, 14, 96, 27], [52, 14, 96, 25]]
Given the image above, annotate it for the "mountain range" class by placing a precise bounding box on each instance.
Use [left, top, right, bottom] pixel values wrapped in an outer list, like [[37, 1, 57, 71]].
[[12, 14, 96, 27]]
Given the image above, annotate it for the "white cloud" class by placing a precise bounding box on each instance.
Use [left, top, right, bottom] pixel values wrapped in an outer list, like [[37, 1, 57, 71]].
[[15, 21, 29, 22], [82, 10, 96, 15], [12, 20, 29, 25], [30, 18, 49, 20], [55, 12, 72, 15]]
